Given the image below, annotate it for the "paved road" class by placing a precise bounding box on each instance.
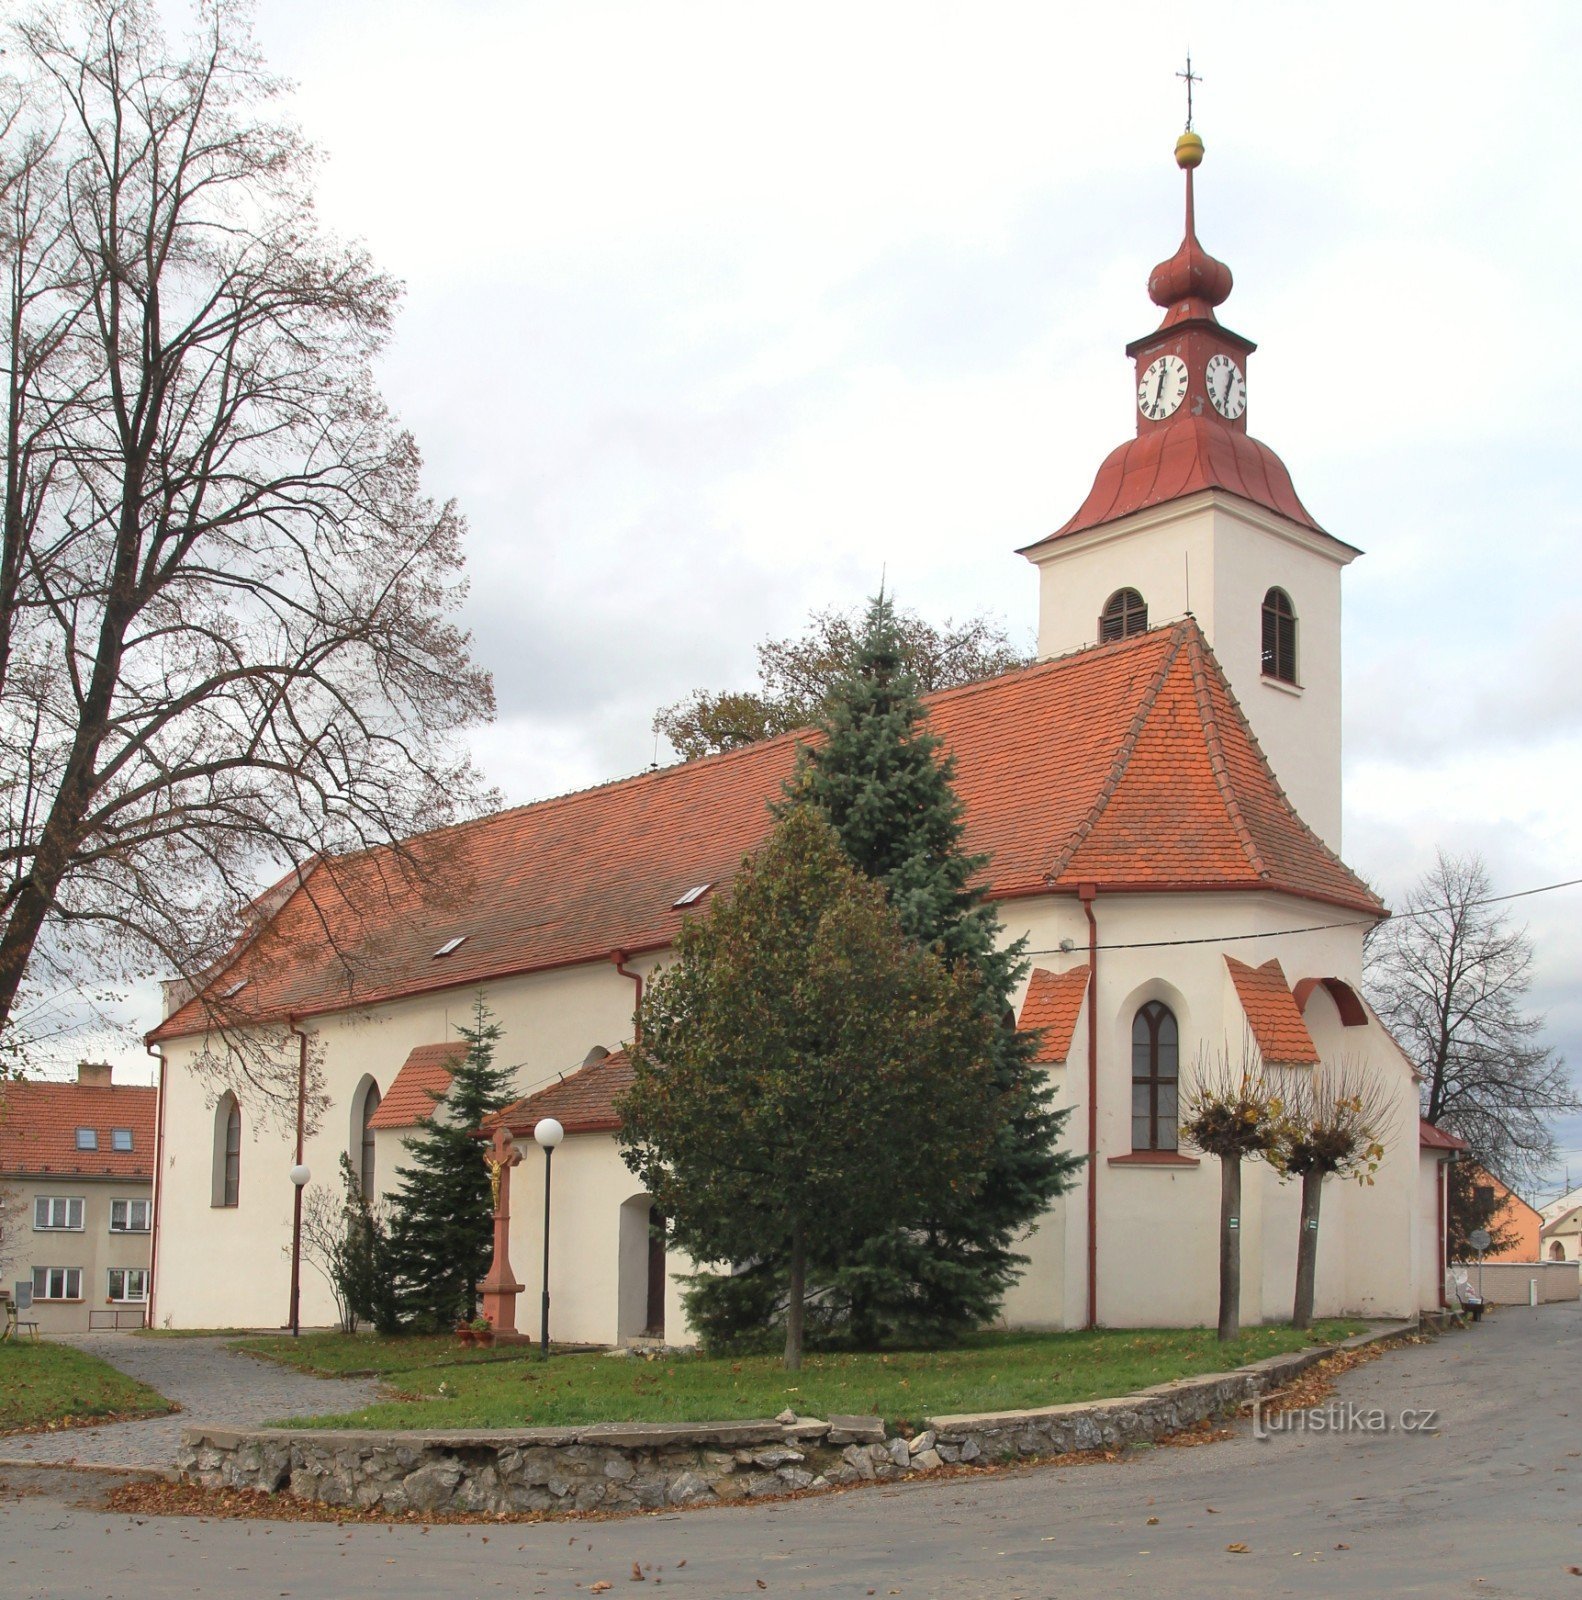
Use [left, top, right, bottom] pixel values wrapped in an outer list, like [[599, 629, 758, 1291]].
[[0, 1333, 380, 1470], [2, 1305, 1578, 1597]]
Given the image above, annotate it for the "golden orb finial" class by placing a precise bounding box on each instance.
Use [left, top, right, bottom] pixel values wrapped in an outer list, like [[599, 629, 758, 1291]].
[[1175, 130, 1204, 170]]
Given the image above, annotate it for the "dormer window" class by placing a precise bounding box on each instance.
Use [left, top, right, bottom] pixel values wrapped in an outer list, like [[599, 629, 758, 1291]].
[[432, 936, 467, 958], [1099, 588, 1148, 643], [1261, 587, 1298, 684]]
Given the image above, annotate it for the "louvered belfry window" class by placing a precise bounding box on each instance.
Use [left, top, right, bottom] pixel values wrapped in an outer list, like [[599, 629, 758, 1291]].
[[1099, 588, 1148, 643], [1262, 587, 1297, 683]]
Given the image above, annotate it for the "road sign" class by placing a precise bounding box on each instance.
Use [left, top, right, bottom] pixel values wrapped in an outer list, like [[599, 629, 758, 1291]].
[[1469, 1228, 1492, 1254]]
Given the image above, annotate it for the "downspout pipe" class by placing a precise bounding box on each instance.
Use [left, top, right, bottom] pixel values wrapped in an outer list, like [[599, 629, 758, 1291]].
[[286, 1015, 309, 1337], [144, 1041, 166, 1331], [612, 951, 643, 1044], [1080, 883, 1100, 1331], [1438, 1151, 1452, 1309]]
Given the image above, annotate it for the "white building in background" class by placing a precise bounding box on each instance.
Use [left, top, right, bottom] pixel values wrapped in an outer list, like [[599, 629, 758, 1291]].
[[146, 133, 1454, 1340]]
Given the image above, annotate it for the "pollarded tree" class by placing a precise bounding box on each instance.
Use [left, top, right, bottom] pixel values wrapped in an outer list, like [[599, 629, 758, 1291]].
[[793, 592, 1079, 1345], [616, 805, 999, 1370], [384, 998, 515, 1331], [1271, 1060, 1393, 1329], [0, 1, 494, 1091], [1180, 1047, 1284, 1341], [1366, 851, 1573, 1192]]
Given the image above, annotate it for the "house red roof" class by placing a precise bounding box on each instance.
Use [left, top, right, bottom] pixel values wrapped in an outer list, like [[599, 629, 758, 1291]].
[[150, 619, 1383, 1043], [367, 1042, 464, 1130], [1018, 966, 1090, 1064], [0, 1077, 157, 1180], [1225, 957, 1320, 1067], [1419, 1119, 1470, 1153], [494, 1049, 635, 1138]]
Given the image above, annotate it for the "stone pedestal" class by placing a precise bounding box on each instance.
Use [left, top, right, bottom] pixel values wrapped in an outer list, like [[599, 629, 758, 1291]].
[[480, 1125, 527, 1340]]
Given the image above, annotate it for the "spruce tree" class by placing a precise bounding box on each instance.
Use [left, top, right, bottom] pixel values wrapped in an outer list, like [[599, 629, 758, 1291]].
[[794, 592, 1083, 1343], [384, 996, 516, 1330]]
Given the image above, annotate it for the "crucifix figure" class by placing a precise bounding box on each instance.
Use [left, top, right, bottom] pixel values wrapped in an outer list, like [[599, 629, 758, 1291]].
[[1177, 52, 1202, 131], [479, 1123, 526, 1339]]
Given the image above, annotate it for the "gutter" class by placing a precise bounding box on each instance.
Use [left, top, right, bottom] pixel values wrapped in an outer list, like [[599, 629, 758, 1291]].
[[1080, 882, 1100, 1329]]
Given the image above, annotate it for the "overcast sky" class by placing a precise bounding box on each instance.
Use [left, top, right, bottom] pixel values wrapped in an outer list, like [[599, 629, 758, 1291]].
[[89, 2, 1582, 1191]]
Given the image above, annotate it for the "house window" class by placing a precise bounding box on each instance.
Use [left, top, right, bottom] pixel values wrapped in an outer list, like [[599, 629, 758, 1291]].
[[360, 1083, 381, 1197], [1552, 1242, 1567, 1262], [34, 1196, 85, 1231], [214, 1094, 241, 1208], [110, 1199, 151, 1233], [1131, 1001, 1180, 1151], [75, 1127, 98, 1150], [1261, 587, 1298, 683], [112, 1128, 134, 1152], [33, 1266, 83, 1300], [1099, 588, 1149, 643], [107, 1267, 149, 1303]]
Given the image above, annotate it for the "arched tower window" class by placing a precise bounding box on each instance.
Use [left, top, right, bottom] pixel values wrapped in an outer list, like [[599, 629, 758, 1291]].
[[1261, 587, 1298, 683], [1099, 588, 1149, 643], [1131, 1001, 1179, 1151], [213, 1094, 241, 1208], [359, 1084, 381, 1197]]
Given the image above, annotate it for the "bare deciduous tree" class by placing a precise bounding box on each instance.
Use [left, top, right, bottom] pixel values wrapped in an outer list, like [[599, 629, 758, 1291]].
[[0, 0, 495, 1100], [1366, 851, 1573, 1192]]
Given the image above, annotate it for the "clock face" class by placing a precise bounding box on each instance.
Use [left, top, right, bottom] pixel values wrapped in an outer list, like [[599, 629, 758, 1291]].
[[1205, 352, 1247, 419], [1138, 354, 1188, 421]]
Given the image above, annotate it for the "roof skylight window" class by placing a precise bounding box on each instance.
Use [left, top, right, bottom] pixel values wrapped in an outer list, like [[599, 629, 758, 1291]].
[[76, 1127, 98, 1150], [432, 936, 468, 958], [672, 884, 712, 909], [219, 978, 248, 999]]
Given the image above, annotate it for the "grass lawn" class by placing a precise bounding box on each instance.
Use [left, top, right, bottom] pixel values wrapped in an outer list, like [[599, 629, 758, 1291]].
[[251, 1321, 1366, 1433], [0, 1339, 176, 1434]]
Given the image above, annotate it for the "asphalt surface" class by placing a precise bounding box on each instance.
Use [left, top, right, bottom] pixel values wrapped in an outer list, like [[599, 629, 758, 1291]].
[[1, 1303, 1578, 1598], [0, 1332, 379, 1469]]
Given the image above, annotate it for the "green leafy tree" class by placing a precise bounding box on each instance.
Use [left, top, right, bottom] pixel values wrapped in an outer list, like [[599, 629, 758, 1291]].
[[654, 604, 1027, 759], [384, 998, 515, 1330], [790, 593, 1079, 1344], [617, 805, 999, 1370]]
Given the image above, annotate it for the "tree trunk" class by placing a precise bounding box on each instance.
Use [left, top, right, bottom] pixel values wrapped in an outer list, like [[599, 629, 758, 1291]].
[[1218, 1156, 1241, 1342], [1293, 1169, 1323, 1330], [784, 1223, 807, 1372]]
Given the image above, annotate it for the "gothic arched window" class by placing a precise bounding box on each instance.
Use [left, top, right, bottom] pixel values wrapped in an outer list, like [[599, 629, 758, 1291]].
[[1131, 1001, 1179, 1151], [1261, 587, 1298, 684], [360, 1084, 381, 1197], [1099, 588, 1148, 643], [214, 1094, 241, 1208]]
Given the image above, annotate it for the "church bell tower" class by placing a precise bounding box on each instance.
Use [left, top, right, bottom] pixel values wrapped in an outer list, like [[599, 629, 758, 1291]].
[[1021, 128, 1358, 854]]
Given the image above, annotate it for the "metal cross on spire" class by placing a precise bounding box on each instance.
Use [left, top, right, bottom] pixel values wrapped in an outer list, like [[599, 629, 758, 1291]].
[[1177, 51, 1202, 131]]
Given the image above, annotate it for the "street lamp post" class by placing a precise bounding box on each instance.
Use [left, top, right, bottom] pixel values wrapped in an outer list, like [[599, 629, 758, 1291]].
[[534, 1117, 564, 1360], [288, 1162, 310, 1336]]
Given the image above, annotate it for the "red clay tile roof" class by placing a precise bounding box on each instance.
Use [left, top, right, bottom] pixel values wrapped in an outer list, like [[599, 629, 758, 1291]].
[[0, 1078, 157, 1180], [1024, 427, 1331, 550], [493, 1049, 635, 1138], [1019, 966, 1090, 1064], [1419, 1119, 1470, 1153], [367, 1043, 464, 1130], [1225, 957, 1320, 1067], [150, 619, 1383, 1042]]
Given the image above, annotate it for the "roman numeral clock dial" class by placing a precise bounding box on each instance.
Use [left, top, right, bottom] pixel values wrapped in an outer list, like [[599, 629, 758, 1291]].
[[1137, 354, 1188, 421], [1205, 352, 1246, 419]]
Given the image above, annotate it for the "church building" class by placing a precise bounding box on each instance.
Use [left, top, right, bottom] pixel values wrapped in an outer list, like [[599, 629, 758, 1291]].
[[146, 131, 1452, 1339]]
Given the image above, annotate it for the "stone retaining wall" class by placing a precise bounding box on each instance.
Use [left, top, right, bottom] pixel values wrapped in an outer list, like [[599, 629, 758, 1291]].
[[177, 1326, 1407, 1517]]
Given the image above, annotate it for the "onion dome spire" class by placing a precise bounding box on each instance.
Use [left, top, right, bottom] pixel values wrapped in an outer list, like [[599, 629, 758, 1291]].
[[1146, 132, 1233, 329]]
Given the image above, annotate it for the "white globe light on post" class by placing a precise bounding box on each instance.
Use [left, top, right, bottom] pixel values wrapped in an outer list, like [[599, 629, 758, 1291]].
[[289, 1164, 311, 1189], [533, 1118, 564, 1359]]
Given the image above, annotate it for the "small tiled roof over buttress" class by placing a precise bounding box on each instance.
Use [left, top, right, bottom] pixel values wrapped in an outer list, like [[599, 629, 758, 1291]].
[[150, 619, 1384, 1043], [493, 1050, 635, 1139], [1018, 967, 1091, 1064], [0, 1074, 156, 1179], [367, 1043, 464, 1130], [1225, 957, 1320, 1067]]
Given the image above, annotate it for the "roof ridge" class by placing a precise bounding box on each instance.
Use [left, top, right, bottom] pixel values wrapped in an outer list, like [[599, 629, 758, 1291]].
[[1183, 627, 1270, 880], [1043, 620, 1191, 882]]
